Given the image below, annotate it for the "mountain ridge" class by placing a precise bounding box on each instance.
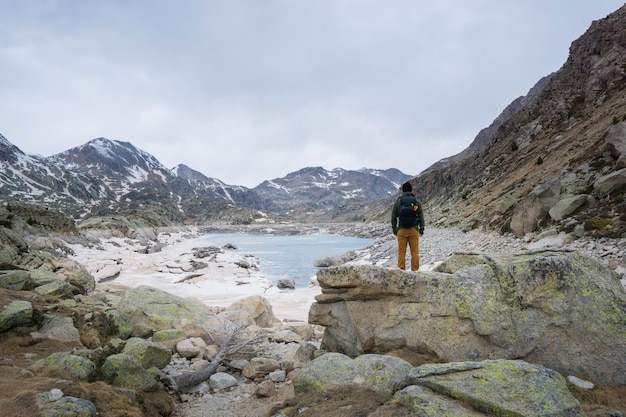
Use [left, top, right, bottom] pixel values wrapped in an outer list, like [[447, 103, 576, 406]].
[[0, 135, 410, 224]]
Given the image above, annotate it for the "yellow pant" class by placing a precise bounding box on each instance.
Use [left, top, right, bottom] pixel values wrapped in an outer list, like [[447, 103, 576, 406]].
[[397, 228, 420, 271]]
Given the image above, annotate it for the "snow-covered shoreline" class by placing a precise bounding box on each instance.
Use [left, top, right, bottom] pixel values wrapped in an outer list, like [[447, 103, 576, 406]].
[[67, 228, 322, 322]]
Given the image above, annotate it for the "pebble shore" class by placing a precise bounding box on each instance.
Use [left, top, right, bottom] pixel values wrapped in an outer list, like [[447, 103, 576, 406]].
[[342, 225, 625, 280]]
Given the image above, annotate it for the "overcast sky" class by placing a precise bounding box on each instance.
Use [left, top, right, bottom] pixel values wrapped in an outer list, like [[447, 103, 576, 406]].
[[1, 1, 624, 187]]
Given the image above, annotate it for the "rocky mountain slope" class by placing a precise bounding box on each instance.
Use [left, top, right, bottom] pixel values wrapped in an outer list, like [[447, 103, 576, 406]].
[[255, 166, 408, 214], [409, 5, 626, 239], [0, 135, 409, 224]]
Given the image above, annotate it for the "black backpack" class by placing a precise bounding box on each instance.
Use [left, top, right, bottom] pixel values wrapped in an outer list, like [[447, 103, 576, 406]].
[[398, 194, 419, 228]]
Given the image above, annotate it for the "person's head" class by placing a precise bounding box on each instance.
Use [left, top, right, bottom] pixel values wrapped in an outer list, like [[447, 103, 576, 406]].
[[401, 182, 412, 192]]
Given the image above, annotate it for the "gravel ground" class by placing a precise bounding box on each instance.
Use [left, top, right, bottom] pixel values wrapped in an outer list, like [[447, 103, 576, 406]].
[[174, 381, 294, 417]]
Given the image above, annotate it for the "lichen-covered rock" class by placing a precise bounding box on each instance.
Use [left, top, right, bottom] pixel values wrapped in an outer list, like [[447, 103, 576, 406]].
[[104, 310, 133, 339], [101, 353, 159, 392], [29, 269, 63, 288], [64, 267, 96, 295], [35, 391, 97, 417], [395, 385, 487, 417], [152, 328, 186, 351], [0, 300, 33, 332], [400, 360, 584, 417], [310, 250, 626, 386], [38, 352, 96, 380], [0, 227, 28, 265], [33, 279, 74, 298], [293, 353, 412, 396], [31, 314, 81, 344], [116, 285, 224, 337], [0, 270, 31, 290], [122, 337, 172, 369]]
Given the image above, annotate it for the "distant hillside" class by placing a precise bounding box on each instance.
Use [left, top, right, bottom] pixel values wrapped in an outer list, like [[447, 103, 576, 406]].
[[254, 166, 408, 214], [408, 5, 626, 238], [0, 135, 410, 224]]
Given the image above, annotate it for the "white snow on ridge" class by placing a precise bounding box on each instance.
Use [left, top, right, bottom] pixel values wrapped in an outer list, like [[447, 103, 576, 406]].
[[90, 140, 117, 160], [268, 180, 294, 195], [127, 166, 150, 183], [220, 183, 235, 203]]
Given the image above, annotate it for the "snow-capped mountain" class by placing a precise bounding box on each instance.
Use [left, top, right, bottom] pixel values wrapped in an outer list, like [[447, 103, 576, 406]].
[[0, 135, 410, 221], [254, 166, 409, 213]]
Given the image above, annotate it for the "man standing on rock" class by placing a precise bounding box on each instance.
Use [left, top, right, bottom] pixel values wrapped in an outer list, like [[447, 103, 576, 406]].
[[391, 181, 425, 271]]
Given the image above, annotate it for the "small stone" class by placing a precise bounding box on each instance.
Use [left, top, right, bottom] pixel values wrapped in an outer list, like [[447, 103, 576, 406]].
[[567, 375, 595, 390], [255, 380, 275, 398], [209, 372, 239, 390], [176, 337, 207, 359], [228, 359, 249, 370], [268, 369, 286, 383], [49, 388, 64, 401], [277, 279, 295, 289]]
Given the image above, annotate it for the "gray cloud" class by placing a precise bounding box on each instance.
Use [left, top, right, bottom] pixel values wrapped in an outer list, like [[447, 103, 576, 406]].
[[0, 0, 623, 187]]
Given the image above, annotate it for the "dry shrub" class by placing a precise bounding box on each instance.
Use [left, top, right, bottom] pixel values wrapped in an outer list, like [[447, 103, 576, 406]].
[[10, 392, 43, 417], [61, 381, 175, 417], [569, 384, 626, 414]]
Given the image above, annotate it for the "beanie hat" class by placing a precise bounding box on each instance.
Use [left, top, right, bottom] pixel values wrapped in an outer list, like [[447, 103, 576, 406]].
[[402, 182, 412, 192]]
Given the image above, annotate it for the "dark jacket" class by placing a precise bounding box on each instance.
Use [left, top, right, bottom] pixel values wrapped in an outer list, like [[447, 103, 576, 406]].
[[391, 191, 425, 235]]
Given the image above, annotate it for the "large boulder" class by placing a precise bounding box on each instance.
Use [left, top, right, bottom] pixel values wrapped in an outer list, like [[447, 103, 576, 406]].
[[31, 314, 81, 344], [115, 285, 225, 338], [0, 267, 95, 296], [593, 168, 626, 198], [606, 120, 626, 168], [225, 295, 278, 328], [16, 255, 96, 295], [548, 194, 589, 221], [397, 360, 584, 417], [33, 280, 74, 298], [37, 352, 96, 380], [309, 251, 626, 386], [122, 337, 172, 369], [101, 353, 160, 392], [0, 300, 33, 332], [294, 354, 584, 417], [0, 270, 31, 291], [293, 352, 412, 396], [510, 179, 560, 236], [0, 227, 28, 266]]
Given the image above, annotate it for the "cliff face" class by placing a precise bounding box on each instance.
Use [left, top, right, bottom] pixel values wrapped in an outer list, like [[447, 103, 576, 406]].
[[412, 5, 626, 237]]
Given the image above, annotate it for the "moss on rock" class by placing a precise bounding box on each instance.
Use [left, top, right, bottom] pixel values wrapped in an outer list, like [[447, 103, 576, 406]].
[[122, 337, 172, 369], [101, 353, 159, 392], [40, 352, 96, 380], [294, 352, 412, 396]]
